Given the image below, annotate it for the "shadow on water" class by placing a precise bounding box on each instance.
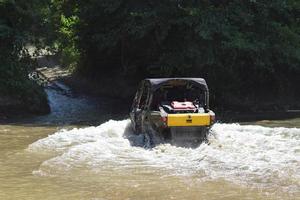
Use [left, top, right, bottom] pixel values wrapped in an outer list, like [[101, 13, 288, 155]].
[[217, 110, 300, 123]]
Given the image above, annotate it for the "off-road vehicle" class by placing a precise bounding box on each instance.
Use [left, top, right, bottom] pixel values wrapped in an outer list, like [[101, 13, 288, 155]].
[[130, 78, 215, 147]]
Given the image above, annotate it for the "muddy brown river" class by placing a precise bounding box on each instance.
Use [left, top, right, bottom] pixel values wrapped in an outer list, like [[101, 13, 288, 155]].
[[0, 88, 299, 200]]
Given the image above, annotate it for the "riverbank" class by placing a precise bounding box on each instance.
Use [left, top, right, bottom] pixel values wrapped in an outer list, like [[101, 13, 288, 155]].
[[61, 71, 137, 101], [0, 57, 50, 119], [0, 81, 50, 119], [3, 54, 300, 122], [60, 72, 300, 123]]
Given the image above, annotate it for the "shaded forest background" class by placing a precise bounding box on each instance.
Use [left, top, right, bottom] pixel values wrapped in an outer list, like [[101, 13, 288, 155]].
[[0, 0, 299, 114]]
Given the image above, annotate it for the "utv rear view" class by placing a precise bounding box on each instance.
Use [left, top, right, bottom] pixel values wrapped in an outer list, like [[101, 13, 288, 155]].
[[130, 78, 215, 147]]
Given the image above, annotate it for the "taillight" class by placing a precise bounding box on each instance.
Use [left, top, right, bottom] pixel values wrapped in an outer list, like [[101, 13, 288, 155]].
[[161, 116, 168, 127], [210, 114, 216, 123], [161, 116, 167, 122]]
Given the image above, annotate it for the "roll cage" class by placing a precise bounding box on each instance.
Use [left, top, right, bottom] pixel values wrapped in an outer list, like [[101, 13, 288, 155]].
[[131, 78, 210, 112]]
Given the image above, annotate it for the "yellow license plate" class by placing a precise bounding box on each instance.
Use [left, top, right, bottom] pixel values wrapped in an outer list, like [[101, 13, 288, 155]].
[[167, 113, 211, 127]]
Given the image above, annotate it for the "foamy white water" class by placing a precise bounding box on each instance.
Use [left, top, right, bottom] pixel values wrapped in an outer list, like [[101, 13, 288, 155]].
[[28, 120, 300, 194]]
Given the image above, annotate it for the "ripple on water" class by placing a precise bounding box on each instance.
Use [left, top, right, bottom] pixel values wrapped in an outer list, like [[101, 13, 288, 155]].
[[28, 120, 300, 194]]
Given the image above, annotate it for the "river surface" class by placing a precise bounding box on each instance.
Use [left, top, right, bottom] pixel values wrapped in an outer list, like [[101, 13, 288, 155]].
[[0, 87, 299, 200]]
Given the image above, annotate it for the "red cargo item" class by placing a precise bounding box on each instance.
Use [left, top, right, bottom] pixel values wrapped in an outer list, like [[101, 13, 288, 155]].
[[171, 101, 196, 110]]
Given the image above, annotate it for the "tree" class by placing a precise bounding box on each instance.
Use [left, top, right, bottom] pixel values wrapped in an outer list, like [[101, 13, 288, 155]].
[[0, 0, 50, 114], [70, 0, 299, 108]]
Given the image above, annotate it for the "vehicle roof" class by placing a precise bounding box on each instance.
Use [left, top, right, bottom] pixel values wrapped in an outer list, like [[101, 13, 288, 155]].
[[144, 78, 208, 91]]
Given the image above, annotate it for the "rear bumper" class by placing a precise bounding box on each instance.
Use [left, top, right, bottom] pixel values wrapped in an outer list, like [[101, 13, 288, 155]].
[[167, 111, 215, 127]]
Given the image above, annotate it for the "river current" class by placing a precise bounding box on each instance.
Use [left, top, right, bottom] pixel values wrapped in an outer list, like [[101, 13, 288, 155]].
[[0, 87, 299, 200]]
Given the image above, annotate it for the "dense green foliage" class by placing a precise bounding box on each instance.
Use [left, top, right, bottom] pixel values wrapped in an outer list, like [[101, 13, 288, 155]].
[[43, 0, 80, 69], [1, 0, 299, 113], [52, 0, 300, 109], [0, 0, 49, 114]]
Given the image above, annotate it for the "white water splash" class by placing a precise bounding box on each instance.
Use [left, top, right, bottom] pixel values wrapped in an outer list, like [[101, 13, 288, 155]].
[[28, 120, 300, 193]]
